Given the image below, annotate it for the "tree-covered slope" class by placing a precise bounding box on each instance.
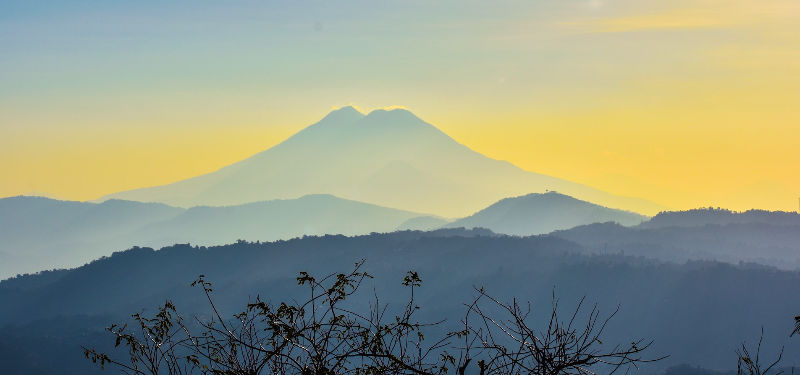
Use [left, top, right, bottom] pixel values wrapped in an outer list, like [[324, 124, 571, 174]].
[[1, 230, 798, 373]]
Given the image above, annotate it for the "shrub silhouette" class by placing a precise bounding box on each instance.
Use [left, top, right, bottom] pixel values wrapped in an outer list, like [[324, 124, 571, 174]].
[[84, 261, 663, 375]]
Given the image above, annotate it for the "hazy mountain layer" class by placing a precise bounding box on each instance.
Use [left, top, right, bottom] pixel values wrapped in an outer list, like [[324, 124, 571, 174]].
[[129, 194, 426, 247], [7, 194, 800, 280], [396, 215, 451, 231], [101, 107, 664, 216], [0, 196, 183, 279], [1, 231, 797, 374], [0, 195, 428, 279], [640, 208, 800, 228], [552, 219, 800, 270], [445, 191, 646, 235]]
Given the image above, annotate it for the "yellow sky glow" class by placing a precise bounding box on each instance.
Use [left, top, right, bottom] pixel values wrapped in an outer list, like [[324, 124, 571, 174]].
[[1, 0, 798, 214]]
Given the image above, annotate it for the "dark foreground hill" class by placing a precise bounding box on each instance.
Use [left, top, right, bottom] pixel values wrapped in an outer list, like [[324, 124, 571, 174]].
[[1, 230, 799, 374]]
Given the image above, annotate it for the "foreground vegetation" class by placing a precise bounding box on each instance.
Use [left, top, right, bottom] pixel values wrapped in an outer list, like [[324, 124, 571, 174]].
[[85, 261, 663, 375]]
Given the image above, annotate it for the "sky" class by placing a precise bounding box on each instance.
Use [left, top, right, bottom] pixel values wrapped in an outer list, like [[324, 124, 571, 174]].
[[1, 0, 798, 212]]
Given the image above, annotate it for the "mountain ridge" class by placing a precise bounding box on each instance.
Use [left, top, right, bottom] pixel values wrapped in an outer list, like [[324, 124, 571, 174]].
[[641, 207, 800, 228], [0, 194, 436, 279], [444, 191, 647, 235]]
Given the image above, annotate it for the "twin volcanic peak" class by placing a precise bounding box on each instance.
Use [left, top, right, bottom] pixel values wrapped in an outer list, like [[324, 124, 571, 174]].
[[101, 106, 664, 217]]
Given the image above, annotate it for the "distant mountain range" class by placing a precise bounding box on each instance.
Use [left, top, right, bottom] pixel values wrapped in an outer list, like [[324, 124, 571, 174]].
[[552, 208, 800, 270], [0, 191, 646, 279], [6, 193, 800, 279], [100, 107, 664, 216], [445, 191, 646, 235], [0, 196, 182, 279], [640, 207, 800, 228], [0, 194, 435, 279], [129, 194, 433, 246]]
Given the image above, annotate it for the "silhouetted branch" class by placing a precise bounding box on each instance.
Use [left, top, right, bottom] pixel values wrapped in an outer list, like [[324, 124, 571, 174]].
[[737, 327, 784, 375], [459, 287, 667, 375], [84, 262, 663, 375]]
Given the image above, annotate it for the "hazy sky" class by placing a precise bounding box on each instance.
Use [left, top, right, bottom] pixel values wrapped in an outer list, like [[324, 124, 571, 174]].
[[2, 0, 798, 211]]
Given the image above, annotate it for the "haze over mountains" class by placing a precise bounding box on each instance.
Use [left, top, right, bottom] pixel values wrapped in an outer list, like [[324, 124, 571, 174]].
[[0, 194, 442, 279], [6, 191, 800, 281], [0, 196, 182, 279], [101, 107, 664, 217], [640, 208, 800, 228], [1, 191, 652, 279], [553, 208, 800, 270], [3, 106, 800, 374], [0, 106, 678, 279]]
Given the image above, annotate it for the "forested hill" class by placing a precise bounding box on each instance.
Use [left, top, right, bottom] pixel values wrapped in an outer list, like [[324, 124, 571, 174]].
[[640, 208, 800, 228], [1, 229, 799, 374], [552, 220, 800, 270]]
